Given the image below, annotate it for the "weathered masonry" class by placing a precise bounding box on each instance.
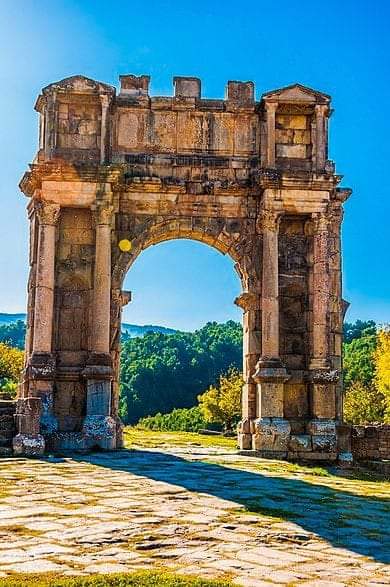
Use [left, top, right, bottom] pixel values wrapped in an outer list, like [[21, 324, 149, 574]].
[[14, 74, 352, 461]]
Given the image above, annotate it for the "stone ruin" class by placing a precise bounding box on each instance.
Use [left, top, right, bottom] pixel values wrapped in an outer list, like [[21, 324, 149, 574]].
[[11, 73, 354, 462]]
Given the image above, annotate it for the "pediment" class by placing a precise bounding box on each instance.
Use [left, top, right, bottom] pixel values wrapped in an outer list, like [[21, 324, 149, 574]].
[[262, 83, 330, 104], [42, 75, 115, 96]]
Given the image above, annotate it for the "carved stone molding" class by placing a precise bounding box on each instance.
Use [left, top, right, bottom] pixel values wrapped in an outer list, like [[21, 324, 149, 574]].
[[234, 291, 259, 311], [36, 202, 61, 226], [312, 211, 330, 234], [310, 369, 340, 384], [93, 204, 114, 226], [112, 288, 131, 307], [258, 209, 281, 232]]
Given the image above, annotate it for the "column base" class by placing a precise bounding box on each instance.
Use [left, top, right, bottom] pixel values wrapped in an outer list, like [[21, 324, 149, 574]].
[[82, 415, 116, 450], [252, 417, 291, 456], [237, 418, 254, 450], [13, 433, 45, 457], [307, 418, 337, 453]]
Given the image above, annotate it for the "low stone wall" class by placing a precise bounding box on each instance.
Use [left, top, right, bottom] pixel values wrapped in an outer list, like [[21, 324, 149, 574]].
[[352, 424, 390, 461], [0, 398, 16, 456]]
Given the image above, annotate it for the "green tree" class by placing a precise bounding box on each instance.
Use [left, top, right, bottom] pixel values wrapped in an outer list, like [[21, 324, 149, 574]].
[[198, 368, 242, 432], [343, 320, 376, 344], [374, 326, 390, 422], [120, 321, 242, 424], [0, 342, 24, 398], [137, 406, 208, 432], [0, 320, 26, 350], [343, 327, 377, 389], [344, 382, 385, 425]]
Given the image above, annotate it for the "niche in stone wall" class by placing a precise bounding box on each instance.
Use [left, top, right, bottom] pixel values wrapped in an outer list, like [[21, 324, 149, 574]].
[[56, 275, 90, 355], [57, 98, 101, 150], [278, 216, 309, 371], [275, 104, 313, 171]]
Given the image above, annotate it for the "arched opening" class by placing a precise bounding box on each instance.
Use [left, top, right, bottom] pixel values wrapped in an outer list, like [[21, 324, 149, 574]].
[[116, 238, 243, 427]]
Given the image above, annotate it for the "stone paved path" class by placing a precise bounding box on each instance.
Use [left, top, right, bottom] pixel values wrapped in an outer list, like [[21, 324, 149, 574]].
[[0, 443, 389, 586]]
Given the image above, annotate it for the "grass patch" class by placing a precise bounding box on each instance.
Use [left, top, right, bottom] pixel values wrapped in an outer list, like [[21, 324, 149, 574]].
[[240, 499, 299, 520], [124, 428, 237, 450], [0, 571, 232, 587]]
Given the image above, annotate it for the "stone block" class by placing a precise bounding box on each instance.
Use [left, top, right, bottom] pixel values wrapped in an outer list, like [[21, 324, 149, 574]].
[[86, 380, 112, 416], [289, 419, 305, 434], [276, 144, 307, 158], [312, 434, 337, 452], [238, 433, 252, 450], [307, 419, 337, 436], [289, 434, 312, 452], [284, 383, 308, 418], [293, 130, 311, 144], [174, 77, 201, 98], [82, 415, 116, 450], [275, 129, 294, 144], [258, 381, 284, 417], [13, 433, 45, 456], [311, 382, 336, 419], [276, 115, 307, 129], [225, 81, 254, 104], [119, 74, 150, 96], [253, 417, 291, 451]]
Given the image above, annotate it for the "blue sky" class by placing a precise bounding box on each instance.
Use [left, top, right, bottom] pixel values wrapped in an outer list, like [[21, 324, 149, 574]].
[[0, 0, 389, 330]]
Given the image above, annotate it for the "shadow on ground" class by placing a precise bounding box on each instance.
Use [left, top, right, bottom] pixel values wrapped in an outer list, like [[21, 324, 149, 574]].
[[71, 449, 390, 564]]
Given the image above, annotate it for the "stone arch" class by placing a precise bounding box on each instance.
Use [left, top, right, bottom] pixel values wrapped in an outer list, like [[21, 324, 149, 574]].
[[111, 215, 255, 292], [14, 72, 352, 463]]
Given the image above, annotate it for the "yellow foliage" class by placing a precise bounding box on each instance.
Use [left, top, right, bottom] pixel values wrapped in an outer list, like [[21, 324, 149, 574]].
[[374, 326, 390, 422], [198, 367, 242, 431], [0, 342, 24, 383]]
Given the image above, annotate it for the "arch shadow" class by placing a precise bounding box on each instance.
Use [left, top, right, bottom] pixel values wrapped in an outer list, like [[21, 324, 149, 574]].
[[72, 449, 390, 565]]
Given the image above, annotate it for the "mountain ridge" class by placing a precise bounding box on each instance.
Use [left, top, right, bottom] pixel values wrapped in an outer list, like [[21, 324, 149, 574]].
[[0, 313, 177, 338]]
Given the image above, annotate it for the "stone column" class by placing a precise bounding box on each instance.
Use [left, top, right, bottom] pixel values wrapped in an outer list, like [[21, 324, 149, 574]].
[[110, 288, 131, 449], [33, 203, 60, 354], [310, 212, 330, 372], [100, 95, 109, 164], [308, 211, 338, 457], [253, 209, 290, 456], [82, 204, 116, 450], [13, 202, 60, 456], [93, 205, 113, 354], [315, 104, 328, 172], [235, 291, 260, 450], [265, 102, 278, 168]]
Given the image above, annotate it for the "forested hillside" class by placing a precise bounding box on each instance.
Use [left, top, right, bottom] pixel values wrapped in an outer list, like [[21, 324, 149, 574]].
[[1, 314, 389, 426], [119, 321, 242, 424]]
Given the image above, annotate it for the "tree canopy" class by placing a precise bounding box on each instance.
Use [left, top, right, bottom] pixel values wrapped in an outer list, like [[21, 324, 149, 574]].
[[119, 320, 242, 424]]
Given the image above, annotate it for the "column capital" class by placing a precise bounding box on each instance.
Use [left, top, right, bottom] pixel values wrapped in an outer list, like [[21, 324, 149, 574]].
[[234, 291, 258, 311], [36, 202, 61, 226], [312, 211, 330, 233], [329, 205, 344, 229], [265, 100, 278, 113], [258, 209, 281, 232], [100, 93, 111, 108], [315, 103, 329, 117], [112, 288, 132, 307], [93, 204, 114, 226]]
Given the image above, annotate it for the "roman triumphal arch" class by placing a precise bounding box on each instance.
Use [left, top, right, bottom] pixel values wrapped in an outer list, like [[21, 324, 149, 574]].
[[13, 74, 352, 461]]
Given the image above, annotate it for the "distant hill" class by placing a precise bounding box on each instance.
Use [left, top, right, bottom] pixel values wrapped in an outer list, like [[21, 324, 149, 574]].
[[0, 313, 26, 325], [0, 312, 176, 338], [121, 323, 177, 338]]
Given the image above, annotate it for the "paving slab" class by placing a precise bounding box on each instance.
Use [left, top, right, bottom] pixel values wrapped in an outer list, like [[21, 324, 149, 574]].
[[0, 444, 389, 585]]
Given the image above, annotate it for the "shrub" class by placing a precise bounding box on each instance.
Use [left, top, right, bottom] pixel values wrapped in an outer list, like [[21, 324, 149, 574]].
[[137, 406, 209, 432], [198, 367, 242, 432], [343, 381, 385, 425]]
